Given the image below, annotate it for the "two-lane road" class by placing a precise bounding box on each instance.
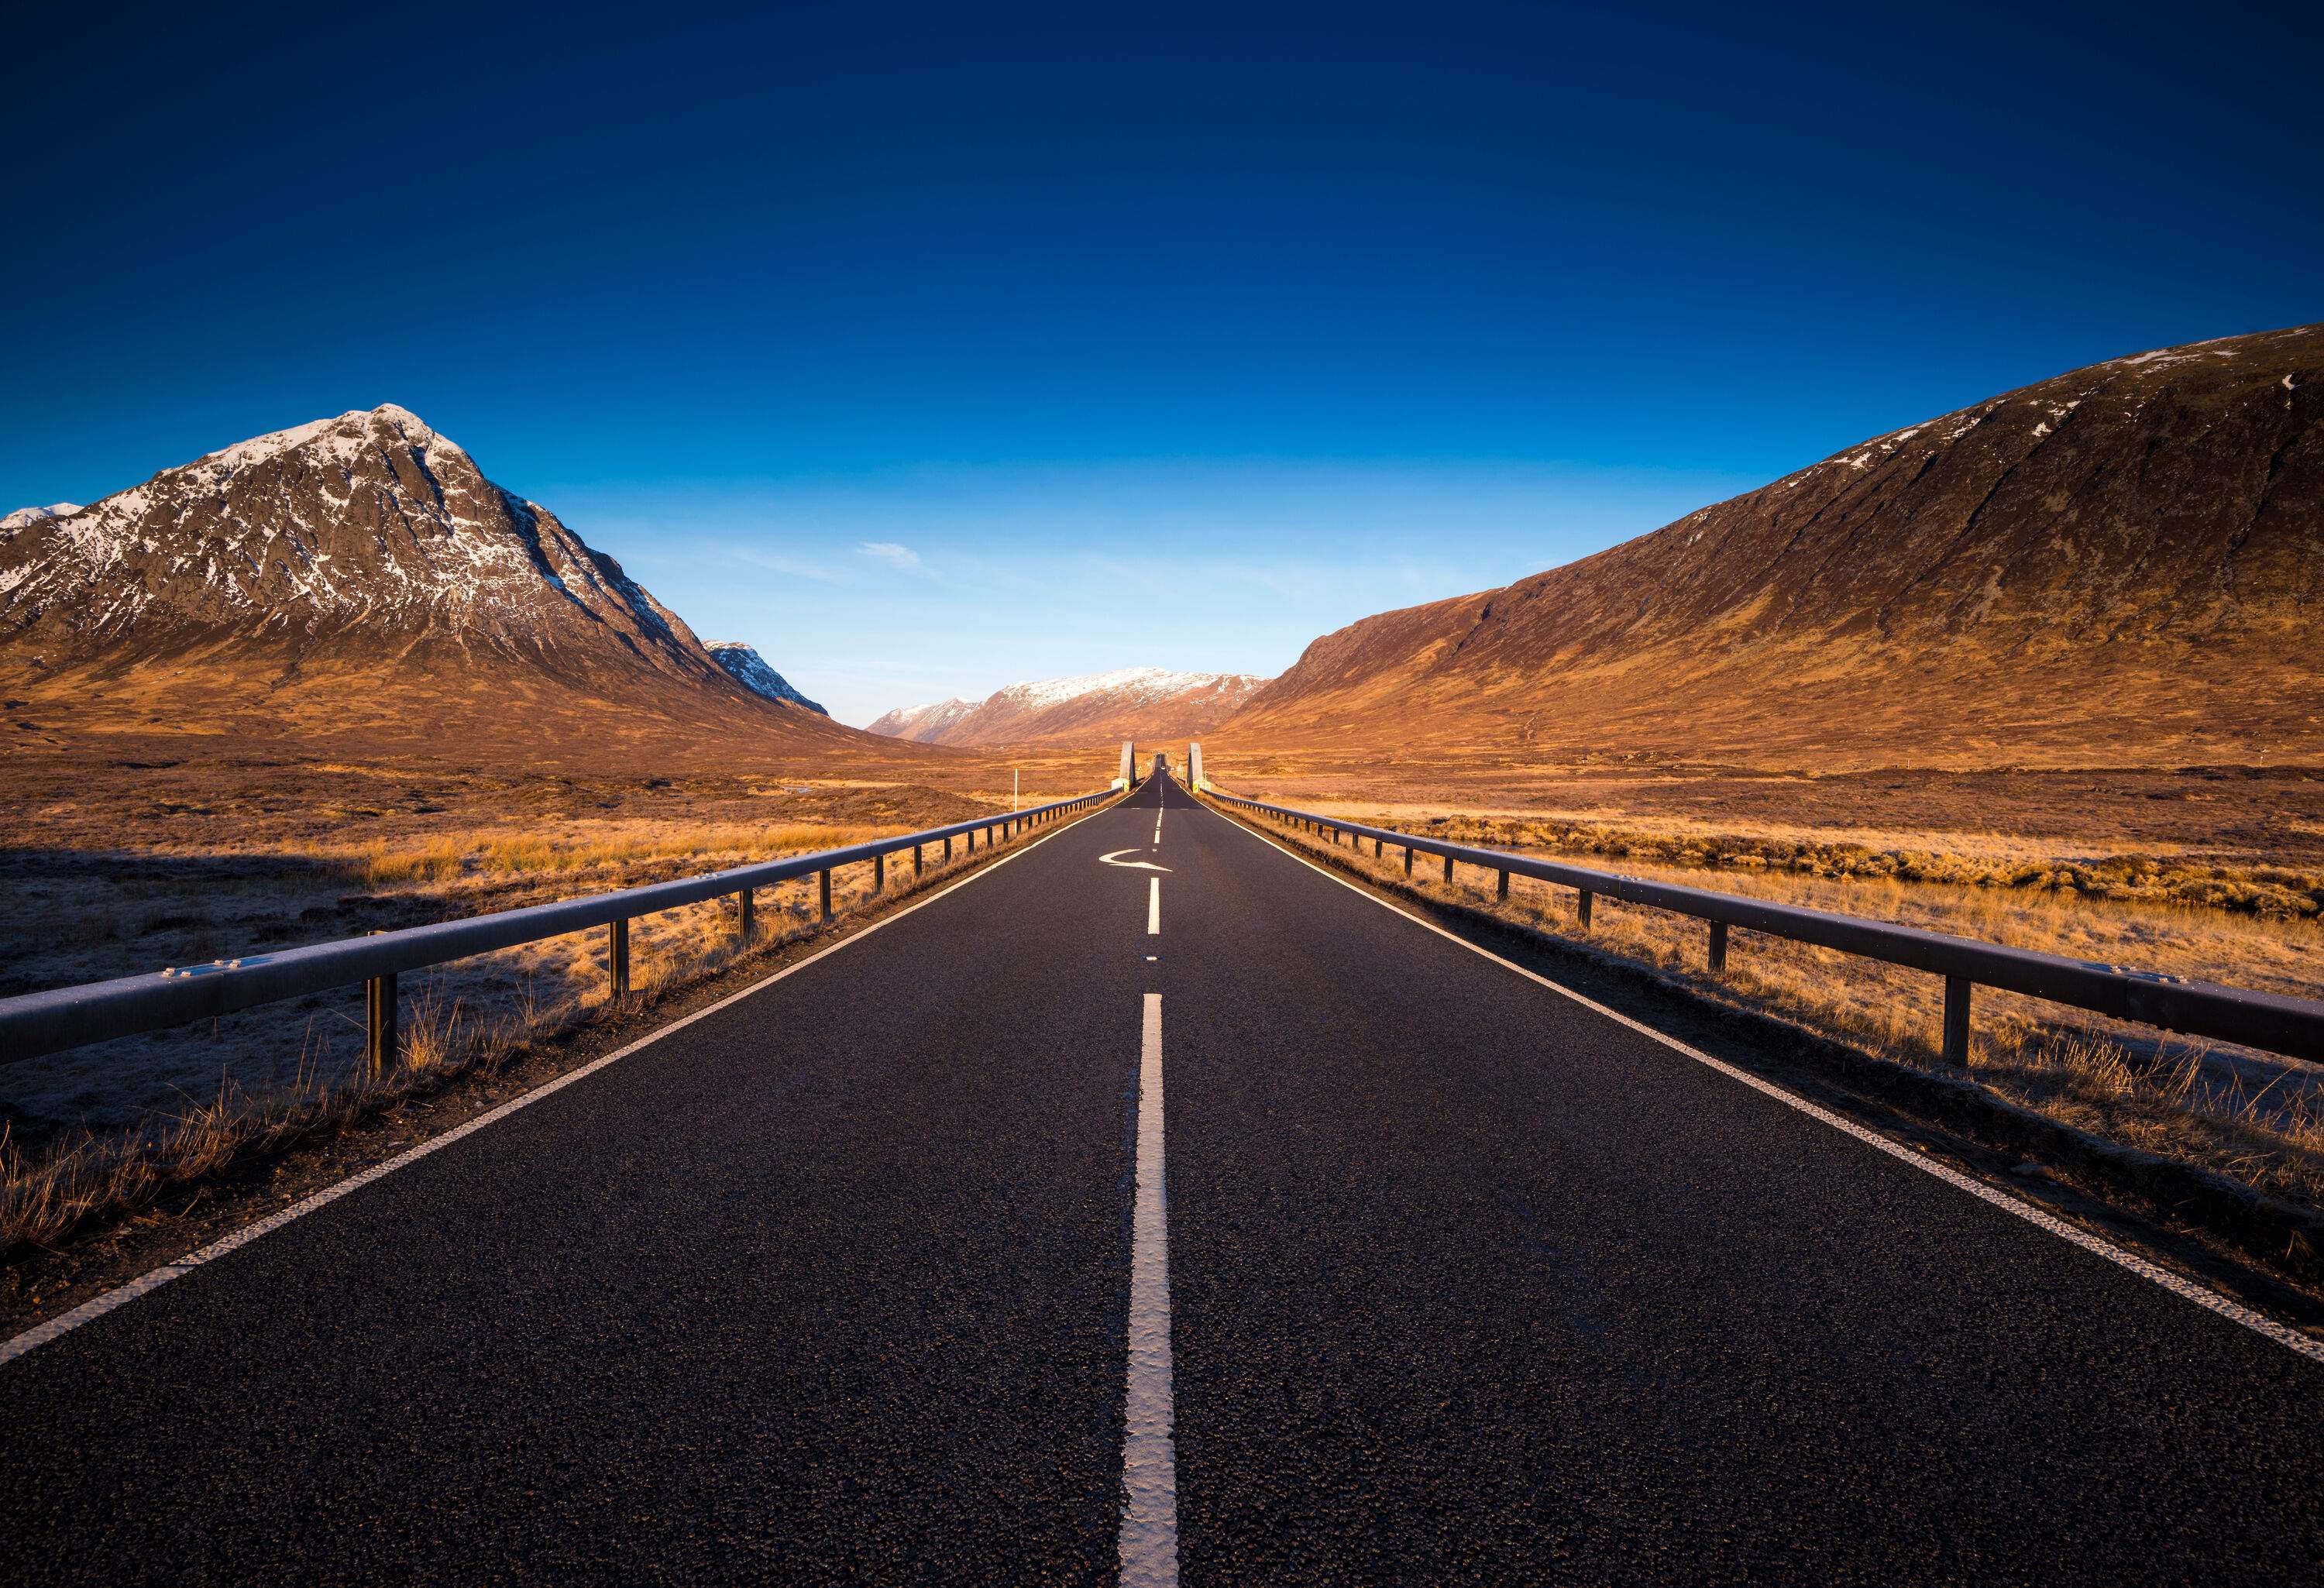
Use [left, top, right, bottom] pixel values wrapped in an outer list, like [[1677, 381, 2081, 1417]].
[[5, 774, 2320, 1583]]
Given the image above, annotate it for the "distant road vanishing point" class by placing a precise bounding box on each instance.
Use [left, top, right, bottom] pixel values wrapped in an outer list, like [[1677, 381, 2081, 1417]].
[[4, 773, 2320, 1584]]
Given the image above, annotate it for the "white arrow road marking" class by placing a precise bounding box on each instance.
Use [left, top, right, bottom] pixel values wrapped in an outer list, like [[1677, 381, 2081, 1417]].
[[1101, 850, 1172, 872], [1148, 876, 1160, 935], [1119, 993, 1180, 1587]]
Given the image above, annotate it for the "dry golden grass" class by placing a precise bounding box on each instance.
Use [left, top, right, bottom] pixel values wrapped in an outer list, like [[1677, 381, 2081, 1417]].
[[1204, 751, 2324, 870], [343, 820, 913, 887], [1222, 799, 2324, 1212], [0, 811, 1061, 1256], [1293, 806, 2324, 920]]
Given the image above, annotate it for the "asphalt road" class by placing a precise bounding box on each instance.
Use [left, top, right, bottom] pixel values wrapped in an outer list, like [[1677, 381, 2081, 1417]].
[[4, 772, 2321, 1584]]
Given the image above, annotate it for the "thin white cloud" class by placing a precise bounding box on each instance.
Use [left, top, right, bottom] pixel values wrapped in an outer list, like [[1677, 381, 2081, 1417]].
[[728, 545, 848, 583], [857, 540, 930, 576]]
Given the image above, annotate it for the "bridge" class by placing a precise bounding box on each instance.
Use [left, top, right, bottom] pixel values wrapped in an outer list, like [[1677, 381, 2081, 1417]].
[[2, 771, 2322, 1583]]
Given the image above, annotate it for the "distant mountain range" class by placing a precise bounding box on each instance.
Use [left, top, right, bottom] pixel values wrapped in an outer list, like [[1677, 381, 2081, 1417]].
[[0, 406, 861, 765], [1224, 324, 2324, 768], [12, 322, 2316, 779], [871, 667, 1265, 747]]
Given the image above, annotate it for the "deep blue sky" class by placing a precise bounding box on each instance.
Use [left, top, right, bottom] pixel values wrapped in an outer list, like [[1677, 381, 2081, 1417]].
[[5, 2, 2318, 724]]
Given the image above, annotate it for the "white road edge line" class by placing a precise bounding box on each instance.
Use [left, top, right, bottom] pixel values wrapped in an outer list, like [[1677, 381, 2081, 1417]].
[[1201, 799, 2324, 1366], [1148, 876, 1162, 936], [0, 803, 1114, 1370], [1119, 992, 1181, 1588]]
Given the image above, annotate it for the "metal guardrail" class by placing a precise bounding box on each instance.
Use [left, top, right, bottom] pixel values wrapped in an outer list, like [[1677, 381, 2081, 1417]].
[[1205, 789, 2324, 1067], [0, 789, 1116, 1072]]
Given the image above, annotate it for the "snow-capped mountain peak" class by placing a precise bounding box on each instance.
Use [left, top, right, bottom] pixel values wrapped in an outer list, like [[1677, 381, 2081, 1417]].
[[0, 503, 83, 532], [182, 404, 466, 490], [868, 667, 1266, 745], [0, 407, 831, 734], [991, 665, 1246, 710]]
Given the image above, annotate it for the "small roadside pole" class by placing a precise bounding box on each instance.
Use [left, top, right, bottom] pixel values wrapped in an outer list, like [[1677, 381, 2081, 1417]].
[[366, 968, 397, 1076]]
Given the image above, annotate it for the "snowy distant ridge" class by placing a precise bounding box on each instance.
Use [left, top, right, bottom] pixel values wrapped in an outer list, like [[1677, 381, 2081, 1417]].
[[989, 665, 1247, 710], [868, 667, 1266, 745], [866, 697, 982, 741]]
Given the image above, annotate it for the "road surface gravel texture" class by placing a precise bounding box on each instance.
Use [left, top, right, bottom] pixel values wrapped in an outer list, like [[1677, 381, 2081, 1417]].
[[2, 774, 2319, 1584]]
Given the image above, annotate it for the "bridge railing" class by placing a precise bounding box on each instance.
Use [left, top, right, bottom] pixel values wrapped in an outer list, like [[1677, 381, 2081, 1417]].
[[0, 789, 1116, 1073], [1203, 788, 2324, 1067]]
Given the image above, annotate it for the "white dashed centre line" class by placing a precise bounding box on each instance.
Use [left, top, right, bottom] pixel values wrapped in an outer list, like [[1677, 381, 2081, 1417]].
[[1147, 876, 1161, 936], [1119, 992, 1181, 1588]]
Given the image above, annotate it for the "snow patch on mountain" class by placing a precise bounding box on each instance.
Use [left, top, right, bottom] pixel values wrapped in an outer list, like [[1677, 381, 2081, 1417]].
[[707, 641, 827, 714], [1, 504, 82, 532], [867, 697, 981, 741]]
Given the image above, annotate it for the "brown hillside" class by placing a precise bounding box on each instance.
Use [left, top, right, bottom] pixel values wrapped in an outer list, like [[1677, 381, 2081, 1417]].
[[1222, 324, 2324, 769]]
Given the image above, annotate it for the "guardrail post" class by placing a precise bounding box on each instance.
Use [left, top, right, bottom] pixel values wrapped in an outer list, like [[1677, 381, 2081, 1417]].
[[1442, 853, 1453, 884], [1404, 845, 1415, 875], [874, 851, 885, 891], [1576, 889, 1593, 929], [737, 888, 755, 944], [1708, 920, 1728, 974], [819, 868, 833, 920], [1944, 976, 1972, 1064], [610, 918, 631, 1000], [365, 971, 397, 1077], [914, 843, 924, 877], [1497, 868, 1509, 902]]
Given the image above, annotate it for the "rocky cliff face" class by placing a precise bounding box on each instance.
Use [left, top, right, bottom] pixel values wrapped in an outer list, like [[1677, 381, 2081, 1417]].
[[1227, 324, 2324, 768], [708, 642, 826, 714], [871, 668, 1266, 747]]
